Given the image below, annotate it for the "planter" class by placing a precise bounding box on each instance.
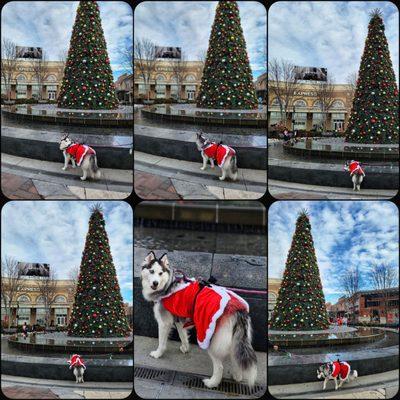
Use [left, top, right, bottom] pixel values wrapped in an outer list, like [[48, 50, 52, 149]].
[[3, 100, 15, 105]]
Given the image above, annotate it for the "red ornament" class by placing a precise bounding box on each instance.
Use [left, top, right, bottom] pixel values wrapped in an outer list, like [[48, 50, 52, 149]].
[[93, 313, 97, 317], [371, 118, 376, 123]]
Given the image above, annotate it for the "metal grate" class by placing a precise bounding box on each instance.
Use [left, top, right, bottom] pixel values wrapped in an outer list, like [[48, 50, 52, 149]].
[[175, 372, 266, 396], [134, 366, 174, 383]]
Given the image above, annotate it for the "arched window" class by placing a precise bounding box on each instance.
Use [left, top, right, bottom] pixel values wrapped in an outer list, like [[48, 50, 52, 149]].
[[155, 74, 165, 82], [16, 74, 26, 82], [45, 74, 57, 82], [17, 295, 31, 303], [313, 100, 322, 108], [293, 99, 307, 108], [185, 74, 196, 82], [271, 97, 285, 106], [54, 295, 67, 303], [36, 296, 45, 303], [331, 100, 345, 109]]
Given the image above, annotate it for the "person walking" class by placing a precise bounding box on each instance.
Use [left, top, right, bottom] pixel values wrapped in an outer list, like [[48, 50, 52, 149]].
[[22, 321, 28, 339]]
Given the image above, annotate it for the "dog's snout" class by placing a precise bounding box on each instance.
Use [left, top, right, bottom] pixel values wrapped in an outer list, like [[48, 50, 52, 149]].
[[153, 281, 158, 287]]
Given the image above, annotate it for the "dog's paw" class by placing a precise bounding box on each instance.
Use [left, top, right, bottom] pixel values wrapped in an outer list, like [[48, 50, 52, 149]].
[[180, 343, 190, 354], [232, 372, 243, 382], [203, 378, 219, 388], [219, 176, 225, 181], [200, 167, 206, 170], [80, 177, 86, 181], [150, 350, 162, 359], [62, 167, 67, 171], [72, 165, 77, 169], [210, 165, 215, 169]]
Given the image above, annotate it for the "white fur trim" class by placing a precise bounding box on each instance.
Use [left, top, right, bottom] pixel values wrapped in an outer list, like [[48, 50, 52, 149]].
[[226, 289, 249, 312], [197, 284, 230, 349], [218, 145, 230, 167], [341, 361, 351, 380], [77, 145, 90, 167], [159, 279, 195, 300]]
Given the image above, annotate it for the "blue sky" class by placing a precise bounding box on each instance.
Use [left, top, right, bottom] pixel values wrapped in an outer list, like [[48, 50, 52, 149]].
[[269, 1, 399, 83], [1, 201, 133, 305], [1, 1, 133, 80], [269, 201, 399, 304], [134, 1, 267, 78]]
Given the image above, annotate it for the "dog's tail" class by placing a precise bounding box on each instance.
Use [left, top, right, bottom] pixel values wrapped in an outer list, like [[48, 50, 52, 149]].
[[90, 154, 101, 179], [231, 155, 238, 174], [233, 310, 257, 387]]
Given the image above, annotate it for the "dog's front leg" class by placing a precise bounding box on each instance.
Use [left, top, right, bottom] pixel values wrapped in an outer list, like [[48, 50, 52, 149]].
[[200, 153, 208, 170], [175, 322, 190, 354], [71, 158, 76, 168], [210, 158, 215, 169], [150, 320, 173, 359], [334, 377, 339, 390], [62, 152, 70, 170], [323, 378, 328, 390], [219, 168, 227, 181]]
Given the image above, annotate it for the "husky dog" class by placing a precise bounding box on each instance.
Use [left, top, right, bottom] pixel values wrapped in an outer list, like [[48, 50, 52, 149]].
[[195, 131, 238, 181], [344, 160, 365, 191], [141, 251, 257, 389], [68, 354, 86, 383], [317, 360, 358, 390], [59, 134, 101, 181]]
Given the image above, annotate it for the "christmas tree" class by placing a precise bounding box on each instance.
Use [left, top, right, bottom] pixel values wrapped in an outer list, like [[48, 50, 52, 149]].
[[197, 1, 257, 109], [68, 204, 130, 337], [58, 0, 118, 110], [345, 9, 399, 144], [269, 210, 329, 331]]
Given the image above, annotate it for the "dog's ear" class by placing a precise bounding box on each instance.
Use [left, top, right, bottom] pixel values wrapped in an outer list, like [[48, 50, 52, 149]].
[[159, 253, 170, 270], [144, 251, 156, 265]]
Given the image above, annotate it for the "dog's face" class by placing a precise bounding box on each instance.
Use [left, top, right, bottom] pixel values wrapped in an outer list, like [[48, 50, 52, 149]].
[[141, 252, 171, 294], [60, 135, 72, 150], [317, 363, 330, 379], [195, 131, 208, 150]]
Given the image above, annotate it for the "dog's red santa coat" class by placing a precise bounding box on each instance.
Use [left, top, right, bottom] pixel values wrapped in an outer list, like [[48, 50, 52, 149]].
[[66, 143, 96, 167], [348, 161, 365, 176], [330, 361, 350, 380], [203, 143, 236, 168], [68, 354, 86, 370], [160, 280, 249, 349]]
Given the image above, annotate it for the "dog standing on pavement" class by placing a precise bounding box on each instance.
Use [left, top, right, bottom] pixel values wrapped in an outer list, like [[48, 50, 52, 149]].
[[317, 360, 358, 390], [195, 131, 238, 181], [344, 160, 365, 191], [59, 134, 101, 181], [141, 251, 257, 389], [68, 354, 86, 383]]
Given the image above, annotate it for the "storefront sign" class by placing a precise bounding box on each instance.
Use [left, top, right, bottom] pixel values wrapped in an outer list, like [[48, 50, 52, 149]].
[[294, 90, 317, 97]]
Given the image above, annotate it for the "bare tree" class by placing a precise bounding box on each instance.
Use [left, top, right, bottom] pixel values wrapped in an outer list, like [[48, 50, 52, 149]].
[[68, 266, 80, 297], [35, 270, 58, 328], [134, 38, 157, 101], [312, 76, 336, 132], [340, 266, 362, 324], [171, 53, 188, 101], [1, 38, 18, 102], [346, 71, 358, 102], [119, 42, 133, 74], [268, 58, 301, 127], [31, 52, 49, 101], [369, 264, 398, 323], [1, 257, 25, 328]]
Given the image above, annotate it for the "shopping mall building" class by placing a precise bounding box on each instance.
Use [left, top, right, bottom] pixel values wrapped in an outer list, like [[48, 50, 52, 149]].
[[268, 81, 354, 131], [1, 58, 132, 103], [1, 276, 75, 327]]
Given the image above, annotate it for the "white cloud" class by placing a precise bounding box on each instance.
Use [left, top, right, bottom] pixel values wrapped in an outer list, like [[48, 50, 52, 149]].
[[134, 1, 266, 78], [268, 1, 399, 83], [1, 201, 133, 303], [1, 1, 133, 79]]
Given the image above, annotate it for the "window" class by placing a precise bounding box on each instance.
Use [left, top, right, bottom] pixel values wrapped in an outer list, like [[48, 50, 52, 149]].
[[312, 113, 324, 129], [55, 308, 68, 326], [331, 100, 345, 109], [17, 308, 30, 325], [54, 295, 67, 303], [271, 97, 284, 107], [185, 85, 196, 100], [138, 84, 146, 95], [293, 99, 307, 108], [313, 100, 322, 109], [16, 75, 27, 99], [36, 308, 47, 325], [269, 111, 283, 126], [17, 295, 31, 303], [45, 75, 57, 82], [293, 112, 307, 130], [365, 300, 380, 307], [185, 75, 196, 82]]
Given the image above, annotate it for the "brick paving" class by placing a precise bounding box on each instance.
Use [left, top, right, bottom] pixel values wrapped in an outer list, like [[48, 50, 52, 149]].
[[134, 171, 181, 199], [1, 172, 42, 199], [2, 385, 59, 399]]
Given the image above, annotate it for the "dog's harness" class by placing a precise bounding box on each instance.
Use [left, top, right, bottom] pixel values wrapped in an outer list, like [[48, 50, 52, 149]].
[[202, 142, 236, 168], [68, 354, 86, 370], [328, 361, 350, 380], [159, 277, 249, 349], [347, 161, 365, 176], [66, 143, 96, 167]]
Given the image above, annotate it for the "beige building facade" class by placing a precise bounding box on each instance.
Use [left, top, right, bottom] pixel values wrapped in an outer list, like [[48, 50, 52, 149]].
[[1, 276, 75, 327], [268, 278, 282, 321], [115, 73, 133, 104], [1, 59, 65, 101], [134, 59, 204, 101], [268, 81, 354, 131]]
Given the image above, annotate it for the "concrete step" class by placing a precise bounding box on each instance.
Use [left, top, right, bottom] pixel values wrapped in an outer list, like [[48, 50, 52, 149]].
[[2, 153, 132, 199], [134, 151, 266, 199]]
